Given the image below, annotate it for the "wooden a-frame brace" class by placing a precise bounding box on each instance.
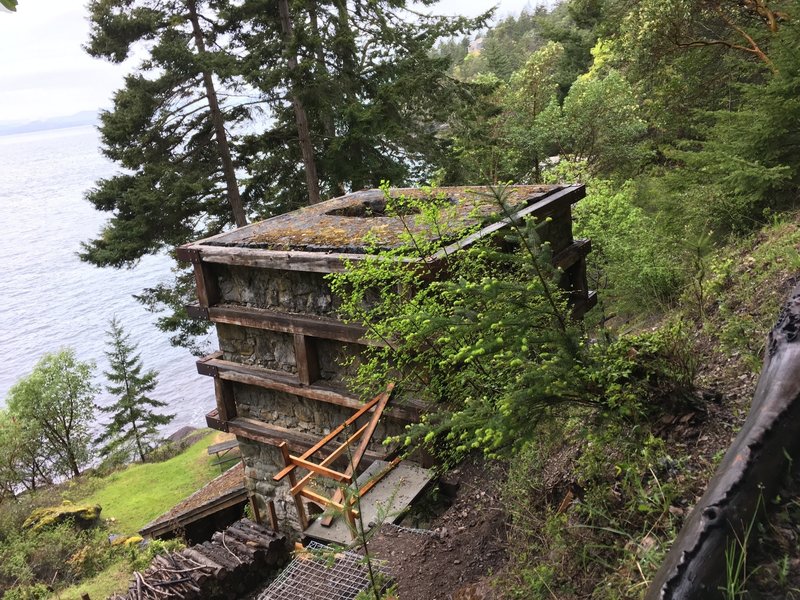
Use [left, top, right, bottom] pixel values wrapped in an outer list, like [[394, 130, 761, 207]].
[[273, 383, 396, 536]]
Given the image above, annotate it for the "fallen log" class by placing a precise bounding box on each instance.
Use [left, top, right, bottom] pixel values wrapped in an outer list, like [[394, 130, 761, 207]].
[[646, 285, 800, 599]]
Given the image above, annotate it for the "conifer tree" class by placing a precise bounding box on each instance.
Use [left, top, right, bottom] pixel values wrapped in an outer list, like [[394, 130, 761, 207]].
[[97, 317, 174, 463]]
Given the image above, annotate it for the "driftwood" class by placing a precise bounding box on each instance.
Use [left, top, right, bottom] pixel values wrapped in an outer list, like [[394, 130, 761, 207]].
[[646, 285, 800, 599], [109, 519, 288, 600]]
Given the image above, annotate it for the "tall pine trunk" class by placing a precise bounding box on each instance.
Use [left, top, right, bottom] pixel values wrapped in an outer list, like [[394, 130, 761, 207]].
[[186, 0, 248, 226], [279, 0, 322, 205]]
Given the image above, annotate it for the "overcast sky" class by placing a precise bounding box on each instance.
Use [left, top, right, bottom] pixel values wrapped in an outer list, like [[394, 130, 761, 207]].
[[0, 0, 545, 124]]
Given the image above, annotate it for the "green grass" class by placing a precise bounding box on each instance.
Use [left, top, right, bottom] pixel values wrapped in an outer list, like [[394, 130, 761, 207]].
[[70, 430, 220, 535], [51, 559, 131, 600], [48, 431, 221, 600]]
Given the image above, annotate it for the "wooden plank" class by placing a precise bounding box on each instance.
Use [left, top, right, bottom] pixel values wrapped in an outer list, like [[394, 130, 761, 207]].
[[205, 303, 381, 347], [205, 407, 227, 432], [287, 456, 351, 483], [297, 487, 347, 512], [290, 423, 369, 495], [553, 238, 592, 270], [355, 456, 403, 499], [279, 442, 308, 530], [428, 184, 584, 261], [226, 417, 385, 464], [214, 378, 237, 423], [273, 390, 385, 482], [177, 247, 222, 307], [321, 384, 394, 527], [189, 245, 368, 274], [267, 500, 278, 531], [198, 356, 420, 422], [294, 334, 320, 385], [207, 439, 239, 455]]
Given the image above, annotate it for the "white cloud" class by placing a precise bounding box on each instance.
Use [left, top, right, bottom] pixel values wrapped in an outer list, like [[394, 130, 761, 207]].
[[0, 0, 544, 122], [0, 0, 124, 122]]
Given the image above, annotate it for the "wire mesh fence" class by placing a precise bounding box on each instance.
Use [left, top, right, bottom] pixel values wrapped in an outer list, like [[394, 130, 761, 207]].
[[258, 541, 393, 600]]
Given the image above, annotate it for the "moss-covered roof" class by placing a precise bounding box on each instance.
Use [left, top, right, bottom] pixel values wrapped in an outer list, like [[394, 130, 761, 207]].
[[199, 185, 556, 254]]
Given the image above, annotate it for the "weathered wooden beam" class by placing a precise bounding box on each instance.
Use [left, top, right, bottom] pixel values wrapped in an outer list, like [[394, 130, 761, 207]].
[[226, 416, 385, 464], [294, 334, 320, 385], [184, 244, 374, 274], [286, 456, 351, 483], [428, 184, 585, 262], [646, 285, 800, 599], [290, 423, 370, 495], [196, 355, 421, 422], [321, 383, 394, 527], [192, 303, 382, 347], [214, 377, 237, 424], [553, 238, 592, 270], [177, 246, 221, 308]]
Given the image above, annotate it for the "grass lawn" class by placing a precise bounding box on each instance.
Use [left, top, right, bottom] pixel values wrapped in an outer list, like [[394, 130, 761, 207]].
[[50, 430, 225, 600], [51, 559, 132, 600], [68, 429, 222, 535]]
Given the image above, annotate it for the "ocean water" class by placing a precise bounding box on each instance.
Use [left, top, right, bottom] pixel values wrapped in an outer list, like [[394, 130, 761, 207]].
[[0, 125, 214, 433]]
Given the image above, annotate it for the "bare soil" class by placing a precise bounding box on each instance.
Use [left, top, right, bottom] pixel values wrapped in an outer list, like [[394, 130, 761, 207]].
[[364, 456, 508, 600]]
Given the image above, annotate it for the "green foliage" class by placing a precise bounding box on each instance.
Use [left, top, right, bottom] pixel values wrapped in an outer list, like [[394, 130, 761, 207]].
[[96, 317, 174, 463], [501, 422, 684, 598], [0, 0, 17, 11], [6, 349, 97, 479], [0, 409, 49, 497], [128, 538, 186, 572], [330, 186, 696, 459], [0, 521, 117, 597], [541, 70, 649, 178], [573, 181, 688, 315]]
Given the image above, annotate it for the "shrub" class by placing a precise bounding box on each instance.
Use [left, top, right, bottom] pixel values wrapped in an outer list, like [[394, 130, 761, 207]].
[[573, 180, 688, 316], [329, 185, 697, 459]]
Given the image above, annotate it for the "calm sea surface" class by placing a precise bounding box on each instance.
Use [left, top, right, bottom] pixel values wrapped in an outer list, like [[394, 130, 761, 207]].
[[0, 125, 214, 433]]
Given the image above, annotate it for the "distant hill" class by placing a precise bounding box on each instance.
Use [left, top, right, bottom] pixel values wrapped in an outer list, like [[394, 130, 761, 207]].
[[0, 110, 98, 136]]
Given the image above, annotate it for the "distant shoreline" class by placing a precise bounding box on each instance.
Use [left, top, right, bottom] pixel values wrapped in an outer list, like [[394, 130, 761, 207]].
[[0, 111, 98, 137]]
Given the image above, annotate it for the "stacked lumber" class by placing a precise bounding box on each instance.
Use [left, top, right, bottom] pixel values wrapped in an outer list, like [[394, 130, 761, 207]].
[[110, 519, 288, 600]]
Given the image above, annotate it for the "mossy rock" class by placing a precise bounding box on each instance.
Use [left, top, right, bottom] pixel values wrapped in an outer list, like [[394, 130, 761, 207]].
[[23, 501, 102, 531], [110, 534, 143, 546]]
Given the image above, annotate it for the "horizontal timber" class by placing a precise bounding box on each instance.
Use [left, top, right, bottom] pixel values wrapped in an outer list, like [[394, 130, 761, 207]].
[[193, 304, 383, 347], [141, 487, 248, 539], [196, 355, 422, 422], [553, 238, 592, 270], [429, 184, 585, 261], [225, 416, 385, 465]]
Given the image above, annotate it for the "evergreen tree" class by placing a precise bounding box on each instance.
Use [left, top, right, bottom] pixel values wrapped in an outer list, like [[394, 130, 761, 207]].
[[235, 0, 488, 210], [96, 317, 174, 463], [82, 0, 249, 271]]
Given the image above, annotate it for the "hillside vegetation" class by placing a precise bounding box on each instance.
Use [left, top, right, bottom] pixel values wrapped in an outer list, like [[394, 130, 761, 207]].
[[0, 431, 220, 600]]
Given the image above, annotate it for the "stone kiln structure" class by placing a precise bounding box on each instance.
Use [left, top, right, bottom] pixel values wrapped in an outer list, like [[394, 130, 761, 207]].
[[178, 184, 593, 533]]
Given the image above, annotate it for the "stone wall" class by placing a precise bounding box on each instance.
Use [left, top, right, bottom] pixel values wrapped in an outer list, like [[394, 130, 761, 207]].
[[239, 438, 302, 534], [216, 265, 336, 315], [218, 324, 297, 373], [213, 260, 407, 538], [316, 340, 362, 382]]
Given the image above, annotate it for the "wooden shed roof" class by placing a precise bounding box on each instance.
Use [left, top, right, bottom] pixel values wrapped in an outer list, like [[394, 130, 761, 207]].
[[189, 185, 558, 254]]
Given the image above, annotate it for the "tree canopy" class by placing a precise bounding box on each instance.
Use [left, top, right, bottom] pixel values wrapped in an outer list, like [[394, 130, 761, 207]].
[[6, 349, 97, 479]]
